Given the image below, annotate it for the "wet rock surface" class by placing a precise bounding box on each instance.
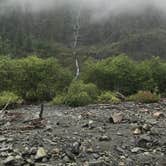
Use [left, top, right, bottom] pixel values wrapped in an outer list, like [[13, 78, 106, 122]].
[[0, 101, 166, 166]]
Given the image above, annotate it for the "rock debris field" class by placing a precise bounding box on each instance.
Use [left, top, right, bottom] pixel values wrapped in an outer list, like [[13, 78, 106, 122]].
[[0, 101, 166, 166]]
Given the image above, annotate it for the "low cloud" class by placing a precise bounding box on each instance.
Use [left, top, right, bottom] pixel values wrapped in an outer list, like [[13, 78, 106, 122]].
[[1, 0, 166, 19]]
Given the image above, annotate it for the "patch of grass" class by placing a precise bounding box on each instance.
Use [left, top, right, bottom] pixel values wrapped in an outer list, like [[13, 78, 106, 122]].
[[0, 91, 23, 109], [98, 91, 121, 104], [127, 91, 160, 103]]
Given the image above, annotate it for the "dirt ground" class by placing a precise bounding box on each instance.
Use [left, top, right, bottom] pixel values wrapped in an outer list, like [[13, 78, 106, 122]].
[[0, 101, 166, 166]]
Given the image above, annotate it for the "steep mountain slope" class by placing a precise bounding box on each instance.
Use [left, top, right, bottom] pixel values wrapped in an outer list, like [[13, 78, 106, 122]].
[[0, 5, 166, 60]]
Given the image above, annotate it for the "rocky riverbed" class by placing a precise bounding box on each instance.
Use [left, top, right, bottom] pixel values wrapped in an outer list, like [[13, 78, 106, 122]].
[[0, 101, 166, 166]]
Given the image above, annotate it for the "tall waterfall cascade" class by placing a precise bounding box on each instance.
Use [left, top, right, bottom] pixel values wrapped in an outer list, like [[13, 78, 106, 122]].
[[73, 6, 81, 80]]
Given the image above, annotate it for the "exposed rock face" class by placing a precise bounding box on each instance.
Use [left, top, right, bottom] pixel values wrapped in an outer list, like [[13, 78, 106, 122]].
[[0, 101, 166, 165]]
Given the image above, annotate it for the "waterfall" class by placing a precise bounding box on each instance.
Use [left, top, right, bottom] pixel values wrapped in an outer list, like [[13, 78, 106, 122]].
[[73, 6, 81, 80]]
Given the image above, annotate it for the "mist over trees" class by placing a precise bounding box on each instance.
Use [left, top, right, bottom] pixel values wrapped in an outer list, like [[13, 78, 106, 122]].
[[0, 2, 166, 60], [0, 1, 166, 106]]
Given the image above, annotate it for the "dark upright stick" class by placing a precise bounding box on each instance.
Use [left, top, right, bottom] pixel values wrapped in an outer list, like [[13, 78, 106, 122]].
[[39, 103, 44, 119]]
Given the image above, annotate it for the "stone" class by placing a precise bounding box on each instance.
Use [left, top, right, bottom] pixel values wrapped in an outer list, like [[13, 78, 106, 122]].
[[133, 128, 142, 135], [26, 159, 34, 164], [89, 120, 95, 129], [72, 142, 81, 155], [153, 112, 164, 119], [150, 127, 159, 135], [0, 152, 8, 157], [139, 134, 151, 142], [7, 138, 14, 142], [15, 155, 25, 165], [15, 155, 22, 160], [119, 162, 125, 166], [137, 134, 151, 148], [139, 108, 149, 113], [88, 160, 105, 166], [30, 147, 37, 155], [63, 155, 70, 162], [110, 113, 124, 124], [142, 124, 150, 131], [0, 136, 6, 143], [3, 156, 15, 165], [35, 147, 47, 160], [65, 150, 75, 161], [45, 125, 53, 132], [93, 153, 100, 159], [99, 135, 110, 141], [42, 157, 48, 162], [131, 147, 143, 153], [52, 148, 60, 155]]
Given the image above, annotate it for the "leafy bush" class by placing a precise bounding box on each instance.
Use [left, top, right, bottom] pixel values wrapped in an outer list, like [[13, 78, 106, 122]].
[[0, 56, 72, 102], [135, 62, 156, 92], [82, 55, 139, 95], [51, 94, 65, 105], [82, 55, 165, 95], [147, 57, 166, 94], [0, 91, 22, 108], [65, 91, 92, 107], [63, 81, 98, 107], [128, 91, 160, 103], [98, 91, 120, 104]]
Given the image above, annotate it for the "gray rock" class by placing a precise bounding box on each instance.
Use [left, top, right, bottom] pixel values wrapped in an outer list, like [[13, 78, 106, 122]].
[[63, 155, 70, 162], [3, 156, 15, 165], [131, 147, 144, 153], [88, 160, 106, 166], [72, 142, 81, 155], [137, 134, 152, 148], [65, 150, 75, 161], [35, 147, 47, 160], [0, 136, 6, 143], [99, 135, 110, 142]]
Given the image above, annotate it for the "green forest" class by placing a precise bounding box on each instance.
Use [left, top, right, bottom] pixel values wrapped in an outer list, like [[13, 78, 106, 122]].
[[1, 5, 166, 60], [0, 3, 166, 107], [0, 55, 165, 107]]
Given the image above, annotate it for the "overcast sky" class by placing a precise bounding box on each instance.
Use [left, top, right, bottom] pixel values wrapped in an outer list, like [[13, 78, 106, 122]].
[[1, 0, 166, 19]]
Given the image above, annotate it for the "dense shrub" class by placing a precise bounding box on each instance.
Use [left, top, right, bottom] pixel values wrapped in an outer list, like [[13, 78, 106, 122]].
[[82, 55, 165, 95], [0, 56, 72, 101], [0, 91, 22, 108], [64, 81, 99, 107], [51, 94, 65, 105], [98, 91, 120, 104], [52, 81, 99, 107], [82, 55, 139, 95], [0, 54, 165, 106], [135, 62, 156, 91], [147, 57, 166, 94], [65, 91, 92, 107], [128, 91, 160, 103]]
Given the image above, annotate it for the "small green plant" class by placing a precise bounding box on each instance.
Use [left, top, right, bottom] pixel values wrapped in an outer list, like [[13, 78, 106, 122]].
[[51, 94, 65, 105], [53, 81, 99, 107], [65, 91, 92, 107], [128, 91, 160, 103], [0, 91, 23, 108], [98, 91, 121, 104]]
